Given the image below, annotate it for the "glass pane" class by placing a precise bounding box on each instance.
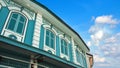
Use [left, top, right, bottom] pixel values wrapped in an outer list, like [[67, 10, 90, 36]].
[[61, 45, 64, 53], [64, 41, 67, 46], [61, 40, 64, 53], [51, 39, 54, 48], [46, 36, 49, 46], [20, 16, 25, 22], [16, 22, 23, 34], [51, 32, 54, 38], [76, 50, 79, 62], [46, 30, 49, 35], [12, 13, 18, 19], [79, 54, 83, 65], [65, 45, 68, 55], [7, 19, 16, 31]]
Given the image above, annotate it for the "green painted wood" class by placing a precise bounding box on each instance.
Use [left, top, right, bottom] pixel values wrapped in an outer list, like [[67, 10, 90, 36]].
[[24, 20, 35, 45], [56, 36, 60, 56], [0, 7, 9, 34], [39, 25, 44, 49]]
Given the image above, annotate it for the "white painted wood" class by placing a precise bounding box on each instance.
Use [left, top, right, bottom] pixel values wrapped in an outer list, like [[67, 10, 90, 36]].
[[0, 0, 6, 6], [0, 4, 1, 9], [44, 45, 56, 54], [32, 13, 42, 48], [71, 38, 77, 63], [3, 30, 23, 42], [1, 10, 29, 43], [60, 53, 69, 60], [8, 7, 21, 11], [43, 27, 57, 55]]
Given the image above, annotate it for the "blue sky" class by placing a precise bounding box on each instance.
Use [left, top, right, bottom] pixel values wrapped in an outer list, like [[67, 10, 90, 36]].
[[36, 0, 120, 68]]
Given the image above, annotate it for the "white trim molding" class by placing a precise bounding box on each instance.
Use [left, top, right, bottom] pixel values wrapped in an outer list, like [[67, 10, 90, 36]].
[[0, 4, 1, 9], [43, 26, 57, 55], [59, 34, 70, 43], [71, 38, 77, 63], [32, 13, 42, 48], [1, 10, 29, 42], [0, 0, 6, 7], [59, 36, 70, 61], [8, 6, 33, 20], [43, 24, 58, 35]]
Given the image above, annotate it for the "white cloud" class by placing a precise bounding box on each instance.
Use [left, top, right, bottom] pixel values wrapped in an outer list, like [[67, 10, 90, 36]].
[[90, 30, 103, 46], [102, 32, 120, 58], [95, 15, 119, 24], [88, 15, 119, 46], [87, 41, 91, 47], [94, 54, 105, 62], [88, 15, 120, 68], [105, 32, 120, 43]]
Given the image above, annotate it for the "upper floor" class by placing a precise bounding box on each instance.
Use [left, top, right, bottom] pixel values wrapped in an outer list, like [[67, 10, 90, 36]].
[[0, 0, 93, 68]]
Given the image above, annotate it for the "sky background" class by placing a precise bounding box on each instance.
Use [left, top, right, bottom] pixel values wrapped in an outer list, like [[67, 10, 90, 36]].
[[36, 0, 120, 68]]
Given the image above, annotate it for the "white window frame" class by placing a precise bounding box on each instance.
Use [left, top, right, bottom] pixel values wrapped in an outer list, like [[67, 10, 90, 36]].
[[75, 47, 84, 67], [43, 24, 57, 55], [1, 10, 28, 42], [59, 34, 70, 60]]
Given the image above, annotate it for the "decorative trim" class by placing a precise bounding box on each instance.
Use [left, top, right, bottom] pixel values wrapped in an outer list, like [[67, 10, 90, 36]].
[[0, 0, 6, 7], [59, 34, 70, 43], [59, 37, 70, 61], [1, 10, 29, 42], [0, 4, 1, 9], [43, 26, 56, 55], [43, 24, 58, 35], [71, 38, 77, 63], [32, 13, 42, 48], [8, 6, 33, 20]]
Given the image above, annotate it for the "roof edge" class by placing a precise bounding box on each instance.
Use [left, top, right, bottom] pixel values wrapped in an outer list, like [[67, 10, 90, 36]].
[[30, 0, 90, 51]]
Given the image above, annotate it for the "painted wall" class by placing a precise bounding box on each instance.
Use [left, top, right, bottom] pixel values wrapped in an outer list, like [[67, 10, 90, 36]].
[[0, 0, 89, 68], [24, 20, 35, 45], [0, 7, 9, 34]]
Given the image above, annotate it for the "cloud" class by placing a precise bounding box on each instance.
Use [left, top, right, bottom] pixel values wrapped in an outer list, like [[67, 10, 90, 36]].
[[94, 54, 105, 63], [87, 41, 91, 47], [105, 32, 120, 43], [89, 15, 119, 46], [95, 15, 119, 24], [101, 32, 120, 58], [88, 15, 120, 68]]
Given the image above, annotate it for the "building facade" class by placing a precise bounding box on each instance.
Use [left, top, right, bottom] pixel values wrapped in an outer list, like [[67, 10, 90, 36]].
[[0, 0, 93, 68]]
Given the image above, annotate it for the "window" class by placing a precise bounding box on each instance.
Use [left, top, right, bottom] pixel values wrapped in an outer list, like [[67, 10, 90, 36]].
[[6, 12, 27, 35], [76, 49, 83, 66], [61, 39, 68, 55], [45, 29, 55, 49]]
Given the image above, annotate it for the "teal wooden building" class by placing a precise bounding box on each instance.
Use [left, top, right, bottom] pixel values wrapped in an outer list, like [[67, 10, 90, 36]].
[[0, 0, 93, 68]]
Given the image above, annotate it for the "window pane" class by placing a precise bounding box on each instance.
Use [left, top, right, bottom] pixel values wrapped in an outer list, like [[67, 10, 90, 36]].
[[46, 36, 49, 46], [65, 46, 68, 55], [20, 16, 25, 22], [12, 13, 18, 19], [7, 19, 16, 30], [79, 54, 83, 65], [61, 45, 64, 53], [16, 22, 23, 34], [51, 32, 54, 38], [61, 40, 64, 53], [76, 50, 79, 63], [46, 30, 49, 35], [51, 39, 54, 48], [6, 12, 27, 35]]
